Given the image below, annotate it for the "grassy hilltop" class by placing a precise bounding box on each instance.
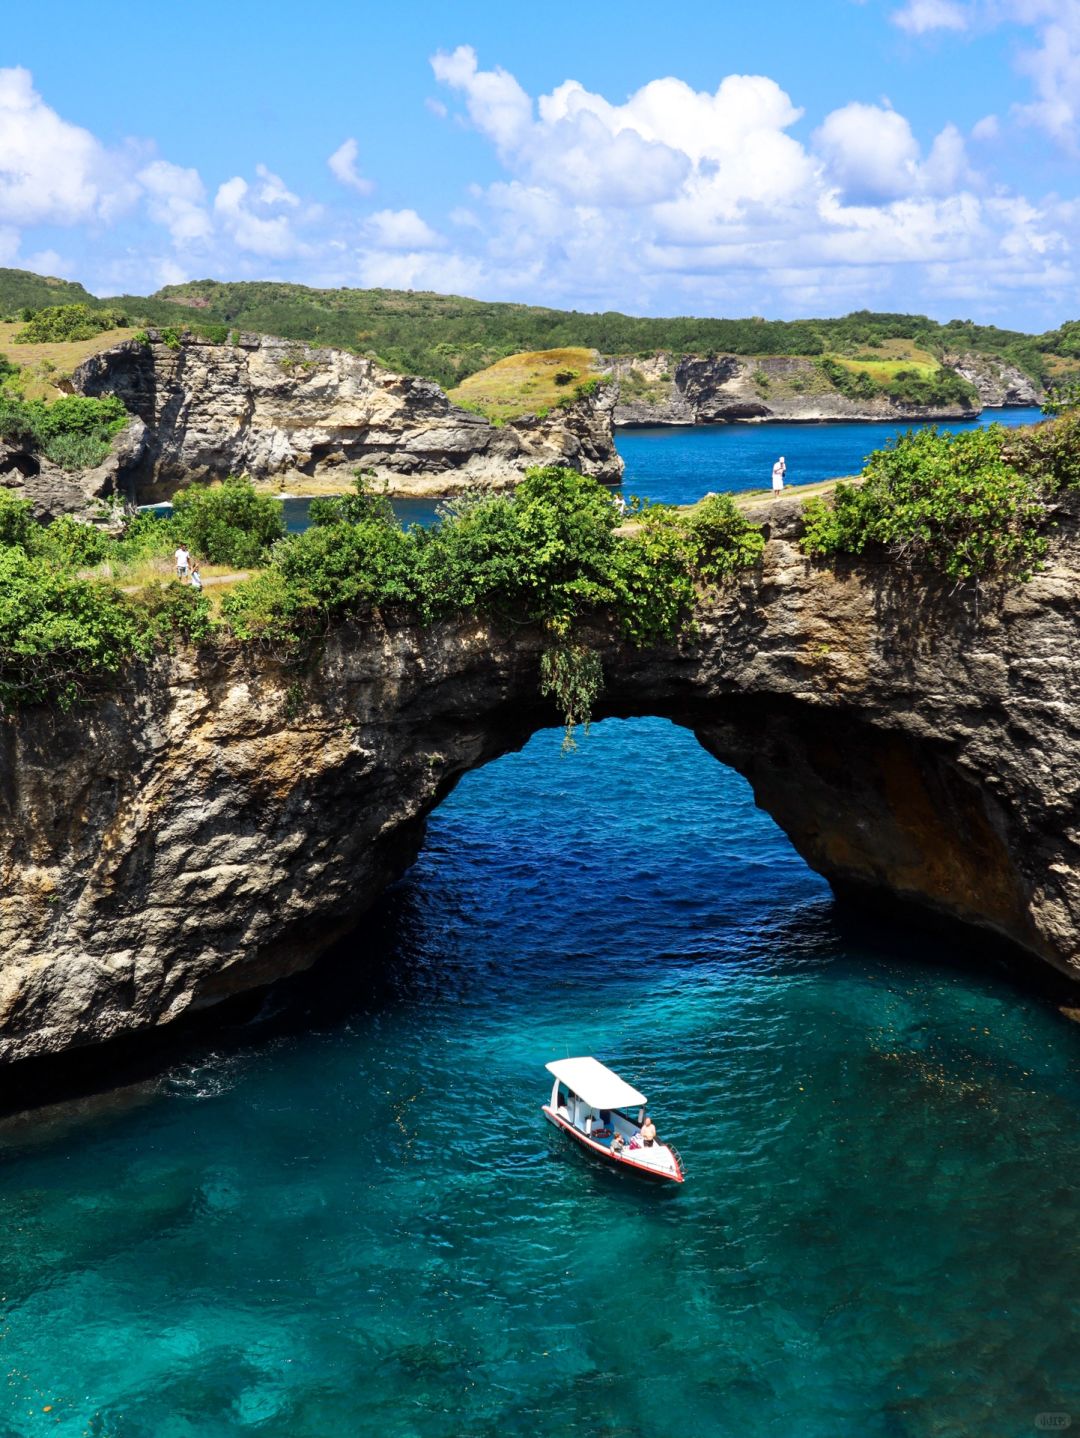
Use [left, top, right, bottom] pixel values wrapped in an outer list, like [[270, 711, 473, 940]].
[[2, 267, 1079, 395]]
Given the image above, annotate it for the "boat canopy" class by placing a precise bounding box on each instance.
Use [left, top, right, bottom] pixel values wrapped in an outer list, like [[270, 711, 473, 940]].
[[545, 1057, 647, 1110]]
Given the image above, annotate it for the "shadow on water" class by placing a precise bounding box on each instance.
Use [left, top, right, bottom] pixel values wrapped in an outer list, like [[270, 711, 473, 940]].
[[3, 868, 1076, 1132]]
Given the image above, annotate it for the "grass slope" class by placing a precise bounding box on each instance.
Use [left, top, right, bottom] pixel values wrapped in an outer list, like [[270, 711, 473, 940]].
[[0, 321, 139, 400], [448, 347, 601, 421]]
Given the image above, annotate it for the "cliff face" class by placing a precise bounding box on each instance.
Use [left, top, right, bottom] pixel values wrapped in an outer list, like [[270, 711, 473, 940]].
[[0, 418, 148, 522], [947, 351, 1044, 408], [609, 352, 1019, 426], [3, 496, 1079, 1066], [71, 332, 623, 501]]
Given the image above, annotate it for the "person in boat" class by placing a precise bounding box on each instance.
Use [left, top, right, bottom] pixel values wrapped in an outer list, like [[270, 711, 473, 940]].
[[611, 1132, 625, 1157], [640, 1115, 657, 1148]]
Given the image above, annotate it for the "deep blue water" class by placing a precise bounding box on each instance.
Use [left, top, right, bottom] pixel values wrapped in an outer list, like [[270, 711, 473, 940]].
[[272, 406, 1045, 530], [2, 716, 1079, 1436], [616, 406, 1044, 508]]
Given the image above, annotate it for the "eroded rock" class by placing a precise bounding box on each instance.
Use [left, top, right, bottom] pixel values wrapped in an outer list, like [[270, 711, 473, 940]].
[[2, 496, 1079, 1065], [72, 334, 623, 500]]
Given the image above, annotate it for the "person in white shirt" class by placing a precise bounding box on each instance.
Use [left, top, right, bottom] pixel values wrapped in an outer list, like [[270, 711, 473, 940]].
[[771, 457, 786, 496], [175, 545, 190, 578], [189, 564, 203, 592]]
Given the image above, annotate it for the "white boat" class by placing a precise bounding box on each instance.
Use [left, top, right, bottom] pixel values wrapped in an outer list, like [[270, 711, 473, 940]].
[[542, 1056, 685, 1185]]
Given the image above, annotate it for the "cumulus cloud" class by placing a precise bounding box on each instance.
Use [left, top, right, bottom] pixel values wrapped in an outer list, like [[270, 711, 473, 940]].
[[890, 1, 1080, 149], [137, 160, 212, 243], [0, 66, 140, 227], [214, 169, 309, 258], [1013, 2, 1080, 147], [422, 45, 1074, 322], [328, 138, 374, 195], [365, 208, 444, 249]]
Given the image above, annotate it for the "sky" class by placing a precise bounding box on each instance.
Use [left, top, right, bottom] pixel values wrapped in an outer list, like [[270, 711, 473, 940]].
[[1, 0, 1078, 330]]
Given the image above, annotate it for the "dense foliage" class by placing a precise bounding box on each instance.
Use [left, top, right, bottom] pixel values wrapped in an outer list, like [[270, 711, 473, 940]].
[[171, 479, 286, 566], [816, 357, 978, 409], [800, 424, 1073, 584], [0, 391, 129, 468], [0, 470, 765, 719], [13, 304, 126, 344]]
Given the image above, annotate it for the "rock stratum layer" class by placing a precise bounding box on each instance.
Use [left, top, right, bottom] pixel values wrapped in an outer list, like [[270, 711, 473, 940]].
[[609, 351, 1041, 426], [3, 496, 1079, 1066], [70, 331, 623, 502]]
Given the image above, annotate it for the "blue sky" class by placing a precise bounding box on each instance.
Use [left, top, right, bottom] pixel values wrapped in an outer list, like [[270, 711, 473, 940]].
[[1, 0, 1078, 329]]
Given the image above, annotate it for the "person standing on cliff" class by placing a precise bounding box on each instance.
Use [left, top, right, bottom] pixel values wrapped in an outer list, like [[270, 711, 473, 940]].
[[771, 457, 786, 496]]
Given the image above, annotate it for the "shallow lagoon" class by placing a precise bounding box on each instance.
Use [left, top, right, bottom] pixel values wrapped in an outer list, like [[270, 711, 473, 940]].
[[2, 716, 1079, 1436]]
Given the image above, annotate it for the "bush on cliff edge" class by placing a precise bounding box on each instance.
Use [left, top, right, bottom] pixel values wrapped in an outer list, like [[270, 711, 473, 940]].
[[801, 424, 1056, 584]]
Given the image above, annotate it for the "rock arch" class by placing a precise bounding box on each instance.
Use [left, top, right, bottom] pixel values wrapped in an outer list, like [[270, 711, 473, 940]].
[[1, 497, 1078, 1067]]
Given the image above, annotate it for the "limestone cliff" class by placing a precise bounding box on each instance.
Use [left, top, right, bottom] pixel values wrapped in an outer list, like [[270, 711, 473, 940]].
[[71, 331, 623, 502], [2, 496, 1079, 1066], [0, 418, 148, 522], [610, 352, 990, 426], [946, 351, 1044, 408]]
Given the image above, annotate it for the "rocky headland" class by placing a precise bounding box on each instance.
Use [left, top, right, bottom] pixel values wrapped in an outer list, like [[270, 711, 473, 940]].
[[2, 491, 1078, 1068], [609, 351, 1042, 426], [67, 331, 623, 505]]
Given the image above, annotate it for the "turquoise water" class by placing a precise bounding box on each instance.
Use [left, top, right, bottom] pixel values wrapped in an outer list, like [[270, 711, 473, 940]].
[[3, 716, 1079, 1436]]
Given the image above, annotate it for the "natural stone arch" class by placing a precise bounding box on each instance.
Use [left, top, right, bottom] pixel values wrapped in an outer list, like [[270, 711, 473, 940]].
[[1, 497, 1078, 1068]]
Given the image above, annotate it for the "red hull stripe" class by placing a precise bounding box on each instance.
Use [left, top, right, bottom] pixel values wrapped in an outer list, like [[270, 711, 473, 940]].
[[542, 1106, 684, 1183]]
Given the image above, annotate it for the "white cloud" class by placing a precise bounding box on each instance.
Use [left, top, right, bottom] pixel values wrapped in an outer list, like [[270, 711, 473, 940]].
[[365, 208, 444, 249], [971, 113, 1000, 140], [891, 0, 970, 34], [890, 1, 1080, 149], [1013, 3, 1080, 147], [814, 103, 921, 201], [328, 138, 374, 195], [137, 160, 212, 243], [0, 66, 139, 227], [214, 171, 309, 258]]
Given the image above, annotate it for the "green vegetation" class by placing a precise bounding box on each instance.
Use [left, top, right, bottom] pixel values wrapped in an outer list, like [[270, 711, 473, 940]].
[[0, 469, 765, 724], [801, 419, 1080, 584], [172, 478, 286, 566], [0, 391, 129, 468], [447, 347, 604, 421], [0, 269, 1071, 391], [14, 304, 126, 344], [816, 356, 978, 409]]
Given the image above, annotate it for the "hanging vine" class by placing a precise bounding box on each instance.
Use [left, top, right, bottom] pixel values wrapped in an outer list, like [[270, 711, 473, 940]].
[[539, 643, 604, 752]]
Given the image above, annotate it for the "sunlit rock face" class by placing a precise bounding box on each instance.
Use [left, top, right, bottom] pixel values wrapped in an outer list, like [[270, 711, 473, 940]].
[[2, 495, 1079, 1066], [609, 351, 994, 426], [72, 333, 624, 500]]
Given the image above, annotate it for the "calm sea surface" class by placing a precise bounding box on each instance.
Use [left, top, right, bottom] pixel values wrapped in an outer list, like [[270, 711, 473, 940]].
[[8, 414, 1078, 1436], [278, 405, 1046, 530]]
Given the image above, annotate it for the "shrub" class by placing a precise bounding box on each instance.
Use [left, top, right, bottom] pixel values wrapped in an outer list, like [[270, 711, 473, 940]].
[[688, 493, 767, 581], [14, 305, 125, 344], [308, 473, 396, 528], [801, 426, 1048, 583], [0, 546, 145, 710], [36, 515, 110, 568], [172, 478, 286, 566], [0, 391, 128, 469], [0, 491, 37, 549]]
